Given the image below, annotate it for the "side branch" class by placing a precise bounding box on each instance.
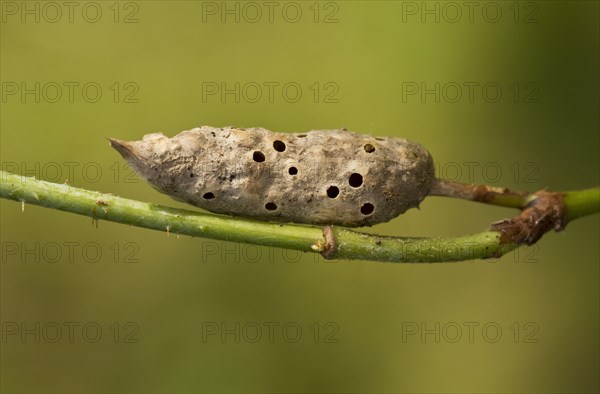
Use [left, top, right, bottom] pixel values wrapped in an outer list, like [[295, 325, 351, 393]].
[[429, 178, 533, 208], [1, 171, 598, 263]]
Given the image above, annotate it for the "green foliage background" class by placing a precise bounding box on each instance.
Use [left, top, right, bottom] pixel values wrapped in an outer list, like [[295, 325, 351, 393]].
[[1, 1, 598, 392]]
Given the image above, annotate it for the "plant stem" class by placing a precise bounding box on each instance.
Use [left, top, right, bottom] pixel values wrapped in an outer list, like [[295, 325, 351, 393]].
[[325, 228, 515, 262], [563, 188, 600, 222], [0, 171, 323, 252], [1, 171, 598, 263], [429, 178, 533, 208], [429, 178, 600, 223]]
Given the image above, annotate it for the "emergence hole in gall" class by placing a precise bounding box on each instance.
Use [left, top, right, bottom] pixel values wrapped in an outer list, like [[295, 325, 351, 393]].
[[203, 192, 215, 200], [364, 144, 375, 153], [361, 203, 374, 215], [327, 186, 339, 198], [288, 167, 298, 175], [273, 140, 286, 152], [349, 173, 363, 187], [265, 202, 277, 211], [253, 151, 265, 162]]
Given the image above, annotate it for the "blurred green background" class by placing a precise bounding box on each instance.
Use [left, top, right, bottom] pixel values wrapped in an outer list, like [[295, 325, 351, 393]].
[[1, 1, 599, 393]]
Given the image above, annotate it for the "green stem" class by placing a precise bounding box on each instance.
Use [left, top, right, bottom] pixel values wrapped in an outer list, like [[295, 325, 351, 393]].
[[328, 229, 516, 263], [564, 188, 600, 222], [1, 171, 598, 263], [0, 171, 322, 252]]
